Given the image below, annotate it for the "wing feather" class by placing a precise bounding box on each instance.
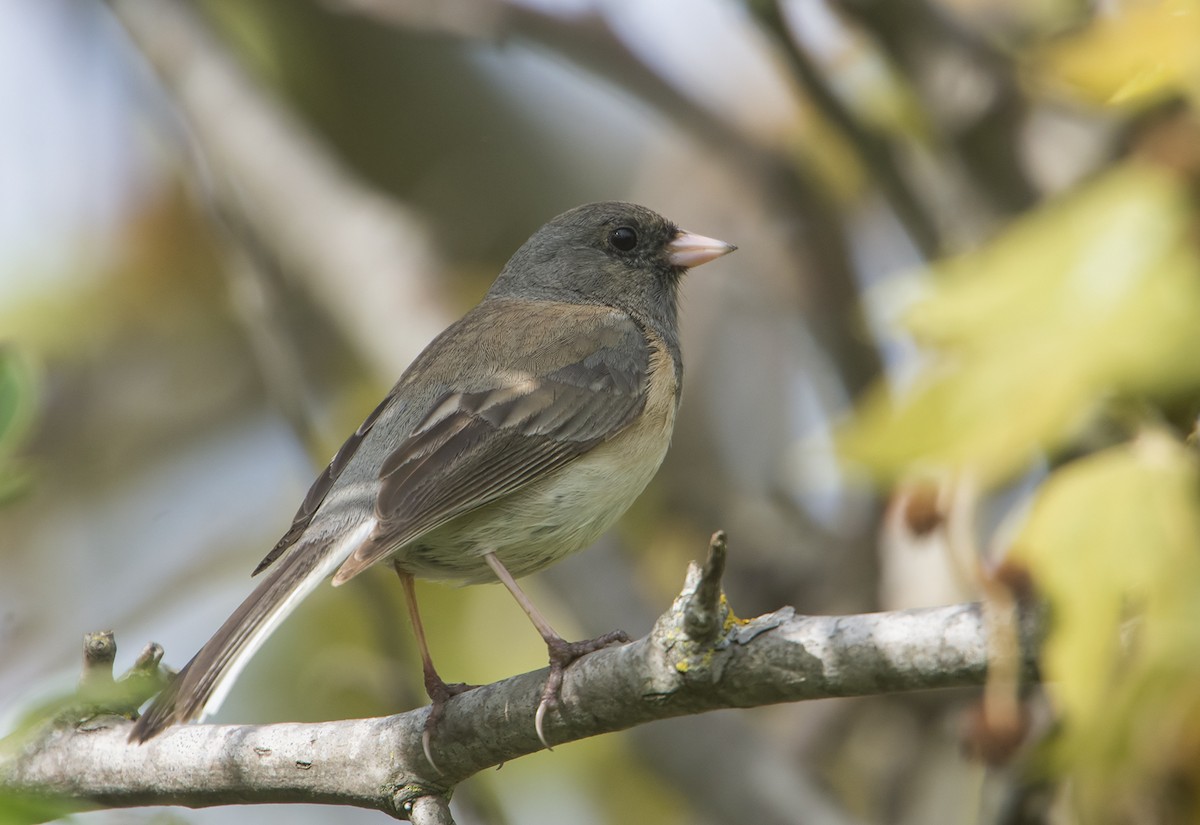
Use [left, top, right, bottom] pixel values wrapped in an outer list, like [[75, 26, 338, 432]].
[[331, 313, 650, 583], [252, 393, 394, 576]]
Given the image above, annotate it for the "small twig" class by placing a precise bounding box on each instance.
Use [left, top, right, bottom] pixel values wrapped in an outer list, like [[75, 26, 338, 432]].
[[683, 531, 728, 644], [115, 643, 171, 717], [77, 635, 173, 723], [406, 793, 456, 825], [81, 631, 117, 691], [132, 642, 165, 672], [1, 635, 175, 746]]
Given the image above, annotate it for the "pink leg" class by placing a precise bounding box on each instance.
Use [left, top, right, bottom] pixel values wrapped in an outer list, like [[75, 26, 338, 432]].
[[483, 552, 628, 748], [394, 562, 475, 772]]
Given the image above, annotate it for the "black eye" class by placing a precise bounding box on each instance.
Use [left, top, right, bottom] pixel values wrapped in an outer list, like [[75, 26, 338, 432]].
[[609, 226, 638, 252]]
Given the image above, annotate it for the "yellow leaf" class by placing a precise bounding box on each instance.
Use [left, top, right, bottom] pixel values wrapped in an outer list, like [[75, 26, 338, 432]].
[[1013, 433, 1200, 817], [1033, 0, 1200, 108], [840, 163, 1200, 485]]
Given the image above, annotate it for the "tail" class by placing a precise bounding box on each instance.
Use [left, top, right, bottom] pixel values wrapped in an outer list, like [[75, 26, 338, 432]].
[[129, 521, 374, 743]]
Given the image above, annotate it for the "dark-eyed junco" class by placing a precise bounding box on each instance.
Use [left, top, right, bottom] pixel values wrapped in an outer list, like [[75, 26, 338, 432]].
[[129, 202, 735, 761]]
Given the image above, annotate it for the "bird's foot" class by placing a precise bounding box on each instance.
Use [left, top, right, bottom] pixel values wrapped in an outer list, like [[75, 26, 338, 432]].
[[422, 676, 478, 773], [535, 629, 630, 749]]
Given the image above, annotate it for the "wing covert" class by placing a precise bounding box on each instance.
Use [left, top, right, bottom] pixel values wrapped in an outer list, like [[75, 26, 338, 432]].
[[332, 311, 651, 583]]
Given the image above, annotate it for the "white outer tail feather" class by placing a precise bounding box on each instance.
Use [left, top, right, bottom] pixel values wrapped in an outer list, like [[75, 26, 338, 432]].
[[198, 519, 376, 721]]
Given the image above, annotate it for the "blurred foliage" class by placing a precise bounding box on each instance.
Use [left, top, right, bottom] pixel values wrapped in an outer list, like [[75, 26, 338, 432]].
[[1014, 432, 1200, 821], [0, 345, 38, 505], [841, 161, 1200, 485], [0, 792, 76, 825], [10, 0, 1200, 822], [0, 662, 166, 825], [840, 1, 1200, 821], [1034, 0, 1200, 107], [3, 676, 158, 754]]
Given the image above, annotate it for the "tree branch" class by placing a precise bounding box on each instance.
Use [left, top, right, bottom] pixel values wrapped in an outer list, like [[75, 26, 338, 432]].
[[2, 536, 1041, 821], [106, 0, 450, 377]]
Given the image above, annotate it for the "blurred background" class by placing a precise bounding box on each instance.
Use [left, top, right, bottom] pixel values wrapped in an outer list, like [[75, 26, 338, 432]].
[[3, 0, 1198, 823]]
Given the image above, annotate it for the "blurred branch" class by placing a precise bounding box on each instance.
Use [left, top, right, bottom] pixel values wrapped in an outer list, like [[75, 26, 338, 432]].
[[748, 0, 943, 258], [106, 0, 452, 380], [2, 550, 1042, 821], [838, 0, 1039, 219], [325, 0, 882, 394]]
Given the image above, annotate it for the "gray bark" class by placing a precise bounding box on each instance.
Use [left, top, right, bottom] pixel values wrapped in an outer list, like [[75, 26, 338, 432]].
[[2, 548, 1040, 821]]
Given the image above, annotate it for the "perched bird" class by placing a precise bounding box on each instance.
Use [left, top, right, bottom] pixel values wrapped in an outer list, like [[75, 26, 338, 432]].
[[129, 201, 736, 762]]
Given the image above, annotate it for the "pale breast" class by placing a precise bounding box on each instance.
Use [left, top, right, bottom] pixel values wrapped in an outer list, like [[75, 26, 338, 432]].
[[401, 335, 679, 584]]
